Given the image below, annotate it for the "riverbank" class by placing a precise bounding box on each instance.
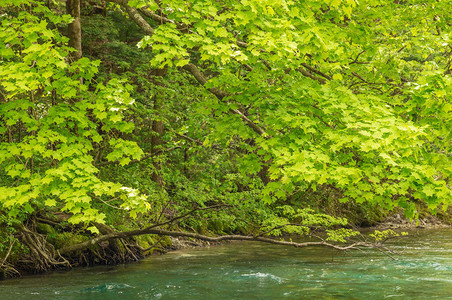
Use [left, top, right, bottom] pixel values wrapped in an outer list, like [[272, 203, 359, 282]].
[[166, 208, 452, 253], [1, 206, 450, 281], [1, 228, 451, 299], [376, 212, 451, 229], [167, 212, 452, 251]]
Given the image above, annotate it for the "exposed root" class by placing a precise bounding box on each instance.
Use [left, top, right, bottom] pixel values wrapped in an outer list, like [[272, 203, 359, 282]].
[[0, 262, 21, 279], [17, 220, 71, 274], [91, 222, 143, 264], [0, 240, 21, 279]]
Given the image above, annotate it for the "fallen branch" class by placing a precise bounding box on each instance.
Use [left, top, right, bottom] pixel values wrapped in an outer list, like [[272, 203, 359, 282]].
[[59, 227, 388, 256], [57, 205, 396, 257]]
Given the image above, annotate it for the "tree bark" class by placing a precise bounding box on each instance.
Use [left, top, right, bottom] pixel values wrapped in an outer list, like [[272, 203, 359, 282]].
[[151, 94, 164, 187], [67, 0, 82, 60], [149, 67, 167, 187]]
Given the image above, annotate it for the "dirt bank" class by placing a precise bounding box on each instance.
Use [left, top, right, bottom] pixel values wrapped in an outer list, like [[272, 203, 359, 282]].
[[375, 212, 451, 229]]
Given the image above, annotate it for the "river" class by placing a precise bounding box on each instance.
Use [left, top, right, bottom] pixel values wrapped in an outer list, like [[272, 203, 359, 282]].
[[1, 229, 451, 299]]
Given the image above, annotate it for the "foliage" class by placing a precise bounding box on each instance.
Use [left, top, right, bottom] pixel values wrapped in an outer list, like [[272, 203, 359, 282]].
[[370, 229, 408, 242], [326, 228, 360, 243], [0, 0, 451, 268], [0, 1, 147, 231]]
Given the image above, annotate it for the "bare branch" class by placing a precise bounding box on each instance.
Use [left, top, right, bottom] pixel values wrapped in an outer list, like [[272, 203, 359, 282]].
[[140, 7, 194, 34], [351, 71, 368, 83], [59, 226, 387, 255], [58, 207, 393, 256], [148, 204, 229, 230]]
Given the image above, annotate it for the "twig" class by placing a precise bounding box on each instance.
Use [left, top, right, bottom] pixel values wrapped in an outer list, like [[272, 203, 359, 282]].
[[349, 50, 366, 65], [351, 71, 368, 83], [0, 239, 16, 268], [174, 132, 203, 145], [374, 245, 398, 260], [95, 196, 124, 210], [148, 204, 229, 230]]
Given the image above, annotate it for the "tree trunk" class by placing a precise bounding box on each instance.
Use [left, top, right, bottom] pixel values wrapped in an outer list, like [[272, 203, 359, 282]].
[[66, 0, 82, 60], [151, 94, 164, 187]]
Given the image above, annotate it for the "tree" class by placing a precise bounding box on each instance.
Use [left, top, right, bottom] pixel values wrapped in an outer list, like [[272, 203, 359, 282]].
[[106, 0, 451, 214], [0, 0, 150, 229], [66, 0, 82, 60], [0, 0, 450, 276]]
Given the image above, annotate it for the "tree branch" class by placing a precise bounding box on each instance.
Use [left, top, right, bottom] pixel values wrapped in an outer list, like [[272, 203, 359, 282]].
[[349, 50, 367, 65], [110, 0, 154, 35], [148, 204, 228, 230], [183, 63, 267, 136], [57, 204, 391, 256], [300, 63, 332, 80], [58, 227, 385, 255], [297, 68, 327, 84]]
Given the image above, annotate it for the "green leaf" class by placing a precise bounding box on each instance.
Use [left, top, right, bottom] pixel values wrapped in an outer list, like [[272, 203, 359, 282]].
[[45, 199, 57, 207], [87, 226, 99, 234]]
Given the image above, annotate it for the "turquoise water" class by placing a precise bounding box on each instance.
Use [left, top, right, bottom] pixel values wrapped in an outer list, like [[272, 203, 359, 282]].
[[0, 229, 451, 299]]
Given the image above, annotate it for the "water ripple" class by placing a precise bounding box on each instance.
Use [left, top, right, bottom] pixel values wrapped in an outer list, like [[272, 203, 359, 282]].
[[241, 272, 284, 283]]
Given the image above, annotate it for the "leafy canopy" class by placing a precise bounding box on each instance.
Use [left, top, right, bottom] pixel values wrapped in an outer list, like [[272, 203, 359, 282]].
[[0, 0, 450, 237], [134, 0, 451, 215]]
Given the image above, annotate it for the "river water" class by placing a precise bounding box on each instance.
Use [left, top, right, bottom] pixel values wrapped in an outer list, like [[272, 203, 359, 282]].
[[1, 229, 451, 299]]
